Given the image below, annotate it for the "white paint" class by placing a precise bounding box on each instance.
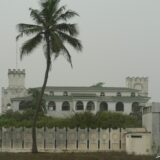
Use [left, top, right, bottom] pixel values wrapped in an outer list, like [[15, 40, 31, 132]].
[[126, 132, 152, 155]]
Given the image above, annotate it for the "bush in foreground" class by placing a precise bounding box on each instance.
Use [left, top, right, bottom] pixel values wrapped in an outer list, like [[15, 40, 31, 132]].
[[0, 110, 141, 128]]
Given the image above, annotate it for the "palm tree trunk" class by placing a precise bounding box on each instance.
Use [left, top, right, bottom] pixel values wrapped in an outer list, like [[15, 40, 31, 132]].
[[32, 33, 51, 153]]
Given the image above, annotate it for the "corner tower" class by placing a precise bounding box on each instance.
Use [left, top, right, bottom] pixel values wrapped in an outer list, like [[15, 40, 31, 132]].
[[1, 69, 27, 113], [8, 69, 25, 89], [126, 77, 148, 97]]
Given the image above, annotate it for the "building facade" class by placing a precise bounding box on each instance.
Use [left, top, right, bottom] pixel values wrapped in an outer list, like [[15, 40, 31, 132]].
[[1, 69, 150, 117], [143, 102, 160, 153]]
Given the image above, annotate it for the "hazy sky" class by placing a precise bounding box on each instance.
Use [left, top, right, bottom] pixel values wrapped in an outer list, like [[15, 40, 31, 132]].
[[0, 0, 160, 102]]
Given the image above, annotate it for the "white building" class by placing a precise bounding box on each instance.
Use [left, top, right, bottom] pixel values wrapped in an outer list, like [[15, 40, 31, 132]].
[[1, 69, 150, 117], [0, 69, 155, 155], [143, 102, 160, 154]]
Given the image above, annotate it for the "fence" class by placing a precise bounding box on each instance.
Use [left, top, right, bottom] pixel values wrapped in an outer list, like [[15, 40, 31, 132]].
[[0, 127, 127, 152]]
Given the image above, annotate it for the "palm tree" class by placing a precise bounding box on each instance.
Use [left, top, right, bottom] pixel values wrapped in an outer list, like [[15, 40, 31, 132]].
[[16, 0, 82, 153]]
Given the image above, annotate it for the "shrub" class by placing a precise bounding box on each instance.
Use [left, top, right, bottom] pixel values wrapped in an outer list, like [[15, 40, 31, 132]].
[[0, 110, 141, 128]]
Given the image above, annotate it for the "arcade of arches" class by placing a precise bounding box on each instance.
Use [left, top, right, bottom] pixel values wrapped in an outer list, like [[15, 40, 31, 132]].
[[19, 100, 140, 113]]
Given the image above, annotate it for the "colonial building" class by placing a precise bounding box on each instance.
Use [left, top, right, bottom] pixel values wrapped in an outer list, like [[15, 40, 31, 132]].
[[1, 69, 150, 117]]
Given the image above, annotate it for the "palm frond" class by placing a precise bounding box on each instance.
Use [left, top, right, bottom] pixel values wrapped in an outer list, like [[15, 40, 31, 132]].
[[57, 31, 82, 51], [41, 0, 60, 22], [17, 23, 42, 32], [53, 45, 73, 67], [55, 23, 79, 36], [50, 32, 73, 67], [61, 45, 73, 67], [30, 8, 45, 26], [48, 0, 60, 16], [16, 23, 43, 39], [41, 0, 60, 10], [56, 10, 79, 22], [20, 33, 42, 59], [52, 5, 66, 20], [16, 33, 23, 41]]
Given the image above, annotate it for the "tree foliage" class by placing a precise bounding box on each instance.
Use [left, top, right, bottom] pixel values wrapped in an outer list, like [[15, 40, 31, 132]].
[[0, 111, 141, 128], [16, 0, 82, 152]]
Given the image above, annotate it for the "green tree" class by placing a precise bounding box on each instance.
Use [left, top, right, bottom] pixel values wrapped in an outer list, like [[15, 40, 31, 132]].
[[91, 82, 105, 87], [16, 0, 82, 153]]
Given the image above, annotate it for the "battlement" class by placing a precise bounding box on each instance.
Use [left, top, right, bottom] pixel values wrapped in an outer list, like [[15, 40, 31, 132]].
[[8, 69, 25, 75], [126, 77, 148, 96], [8, 69, 25, 88], [126, 77, 148, 81]]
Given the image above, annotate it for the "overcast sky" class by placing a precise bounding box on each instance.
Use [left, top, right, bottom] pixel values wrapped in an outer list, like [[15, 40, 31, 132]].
[[0, 0, 160, 102]]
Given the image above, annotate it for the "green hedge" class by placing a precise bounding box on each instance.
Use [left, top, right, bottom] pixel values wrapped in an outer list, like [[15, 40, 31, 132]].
[[0, 110, 141, 128]]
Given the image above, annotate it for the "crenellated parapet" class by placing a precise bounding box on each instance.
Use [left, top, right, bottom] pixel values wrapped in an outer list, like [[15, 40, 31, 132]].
[[126, 77, 148, 82], [126, 77, 148, 97], [8, 69, 26, 89], [8, 69, 25, 75]]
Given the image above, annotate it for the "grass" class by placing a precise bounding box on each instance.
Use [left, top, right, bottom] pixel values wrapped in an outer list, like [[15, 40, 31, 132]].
[[0, 152, 152, 160]]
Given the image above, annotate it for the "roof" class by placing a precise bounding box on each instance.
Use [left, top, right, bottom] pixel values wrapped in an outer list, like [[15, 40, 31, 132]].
[[11, 95, 150, 103], [33, 86, 139, 92], [11, 96, 32, 101]]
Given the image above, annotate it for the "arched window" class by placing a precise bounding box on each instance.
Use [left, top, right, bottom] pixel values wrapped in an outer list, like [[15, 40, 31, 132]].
[[48, 101, 56, 111], [131, 92, 136, 97], [26, 101, 32, 107], [7, 103, 11, 106], [100, 102, 108, 111], [49, 91, 54, 96], [132, 102, 140, 113], [86, 101, 95, 111], [76, 101, 84, 111], [62, 101, 70, 111], [117, 92, 121, 97], [116, 102, 124, 112], [63, 91, 68, 96], [100, 92, 105, 96], [19, 100, 26, 110], [19, 100, 32, 110]]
